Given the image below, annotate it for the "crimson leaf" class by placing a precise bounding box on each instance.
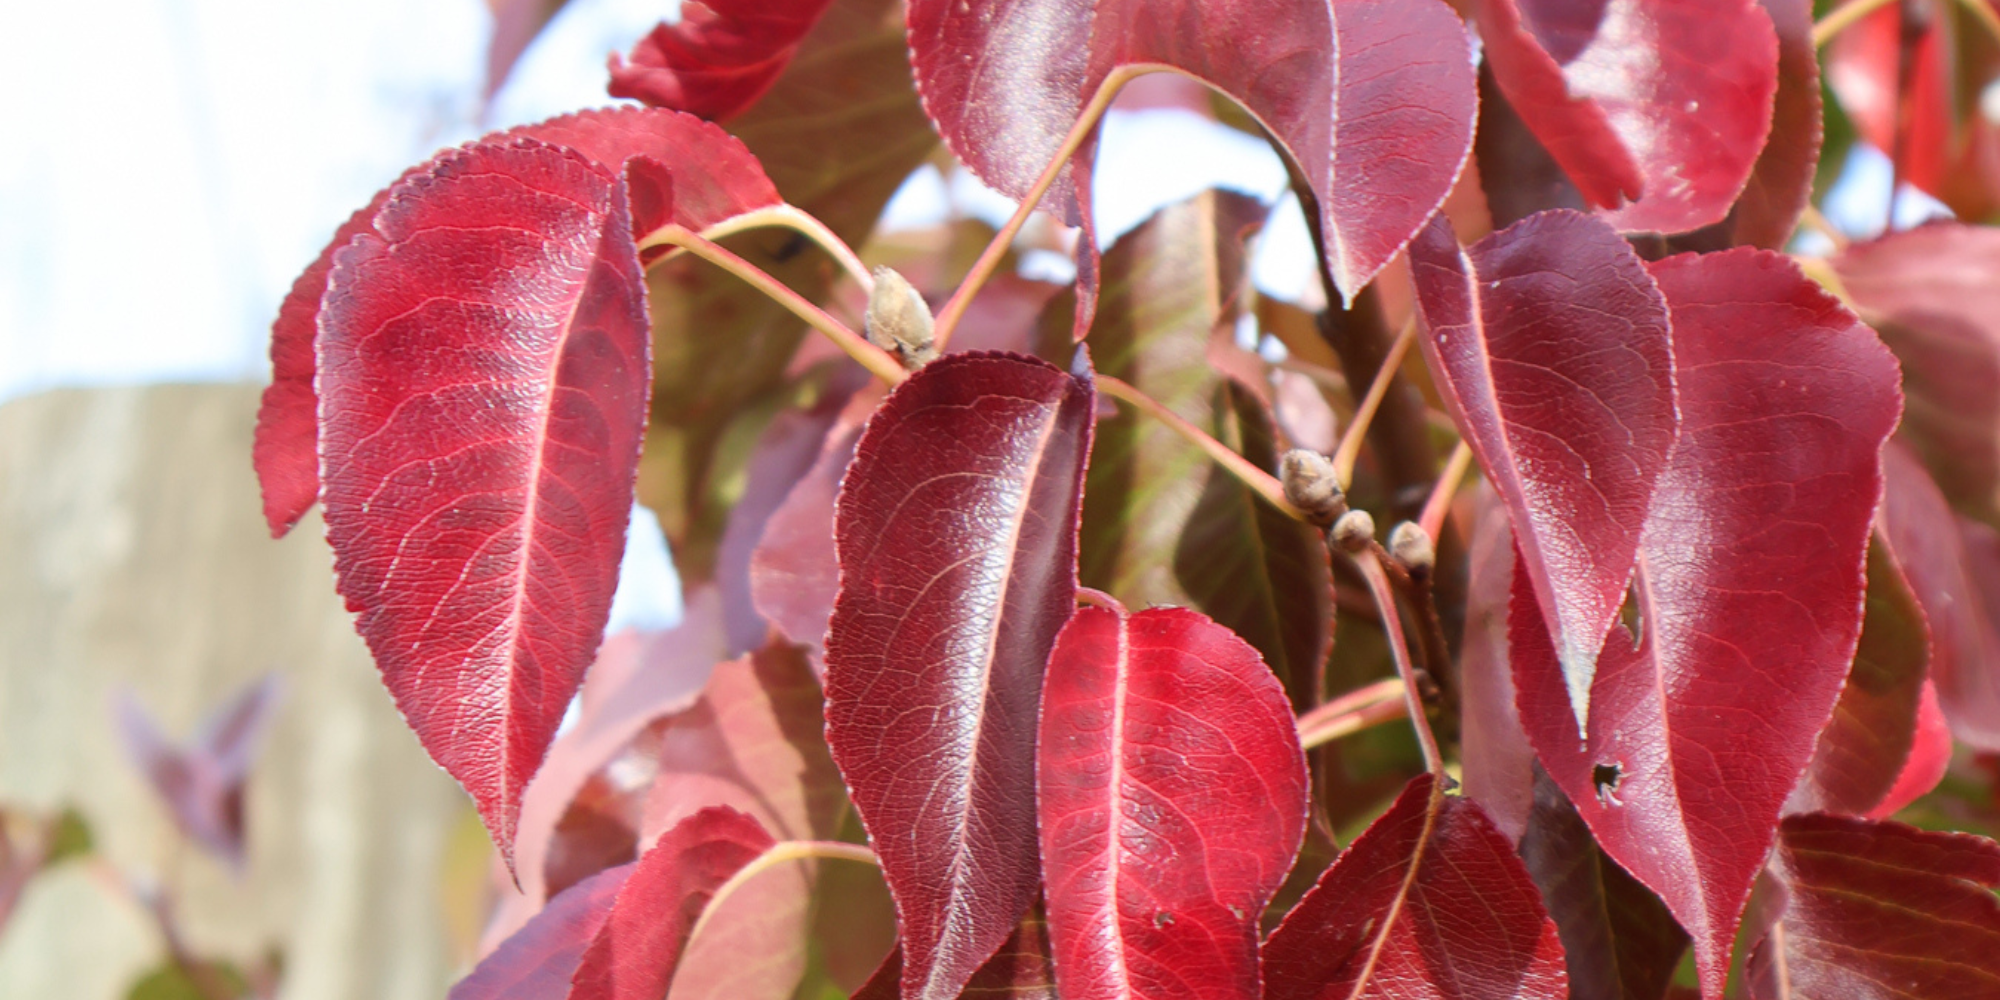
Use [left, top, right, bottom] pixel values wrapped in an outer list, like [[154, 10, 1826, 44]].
[[1410, 209, 1676, 730], [854, 913, 1060, 1000], [568, 806, 774, 1000], [1038, 605, 1307, 1000], [905, 0, 1476, 300], [449, 862, 632, 1000], [253, 106, 780, 538], [316, 138, 650, 864], [1473, 0, 1779, 233], [1882, 443, 2000, 753], [1262, 774, 1568, 999], [825, 351, 1095, 1000], [1511, 249, 1901, 997], [608, 0, 836, 121], [1747, 813, 2000, 998]]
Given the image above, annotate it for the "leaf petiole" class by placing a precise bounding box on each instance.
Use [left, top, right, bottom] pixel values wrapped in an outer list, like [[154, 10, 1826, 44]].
[[638, 224, 909, 386], [692, 203, 877, 293], [1355, 551, 1446, 776], [1296, 678, 1408, 750], [1418, 441, 1475, 543], [1096, 374, 1310, 521], [1812, 0, 1899, 48]]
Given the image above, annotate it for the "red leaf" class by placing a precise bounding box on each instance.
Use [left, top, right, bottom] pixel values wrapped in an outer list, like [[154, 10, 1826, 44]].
[[825, 351, 1095, 1000], [1458, 487, 1534, 844], [1746, 813, 2000, 999], [1834, 222, 2000, 520], [114, 675, 282, 870], [608, 0, 836, 121], [1511, 249, 1901, 997], [1474, 0, 1780, 233], [1723, 0, 1821, 250], [449, 861, 632, 1000], [748, 419, 860, 672], [568, 806, 774, 1000], [317, 138, 651, 865], [1262, 774, 1569, 1000], [905, 0, 1476, 299], [485, 0, 572, 99], [253, 107, 780, 538], [1879, 440, 2000, 752], [1037, 604, 1307, 1000], [1410, 210, 1676, 729], [854, 913, 1060, 1000], [1785, 541, 1931, 818], [1871, 680, 1952, 819]]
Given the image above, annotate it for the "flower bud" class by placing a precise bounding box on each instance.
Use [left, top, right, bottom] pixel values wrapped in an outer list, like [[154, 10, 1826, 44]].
[[1281, 448, 1344, 523], [1331, 508, 1376, 553], [865, 266, 937, 370], [1387, 521, 1435, 580]]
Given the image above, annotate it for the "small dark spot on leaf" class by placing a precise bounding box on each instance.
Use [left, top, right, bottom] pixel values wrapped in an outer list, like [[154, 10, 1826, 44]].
[[1154, 911, 1175, 928], [1594, 762, 1624, 807]]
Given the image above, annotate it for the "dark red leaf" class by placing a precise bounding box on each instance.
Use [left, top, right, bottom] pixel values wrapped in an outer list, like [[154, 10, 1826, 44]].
[[1519, 767, 1689, 1000], [1511, 249, 1901, 996], [317, 138, 651, 865], [1747, 813, 2000, 999], [1786, 541, 1931, 818], [1037, 604, 1306, 1000], [825, 351, 1095, 1000], [253, 107, 780, 539], [449, 861, 632, 1000], [1410, 210, 1676, 729], [1880, 441, 2000, 752], [1262, 774, 1569, 999], [1473, 0, 1780, 233], [1458, 487, 1534, 843], [608, 0, 836, 121], [905, 0, 1476, 299], [113, 675, 282, 870], [853, 912, 1060, 1000], [1718, 0, 1821, 250], [1834, 223, 2000, 521], [568, 806, 773, 1000]]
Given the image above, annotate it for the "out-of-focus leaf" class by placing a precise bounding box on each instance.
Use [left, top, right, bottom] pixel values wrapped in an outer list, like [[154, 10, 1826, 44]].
[[748, 417, 862, 672], [1410, 210, 1676, 729], [1881, 442, 2000, 752], [638, 642, 844, 845], [1037, 605, 1306, 1000], [637, 0, 935, 581], [256, 107, 782, 538], [609, 0, 836, 121], [125, 962, 251, 1000], [1458, 486, 1535, 843], [825, 352, 1094, 1000], [1473, 0, 1779, 233], [449, 863, 633, 1000], [1520, 767, 1689, 1000], [1873, 680, 1953, 820], [1263, 774, 1569, 999], [1834, 222, 2000, 520], [1747, 813, 2000, 998], [511, 591, 725, 908], [485, 0, 571, 99], [906, 0, 1477, 303], [569, 807, 774, 1000], [115, 674, 282, 869], [1512, 249, 1900, 997], [851, 911, 1060, 1000], [1787, 541, 1932, 817]]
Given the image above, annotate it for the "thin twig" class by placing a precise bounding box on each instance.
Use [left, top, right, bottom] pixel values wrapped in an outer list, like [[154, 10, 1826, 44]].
[[1330, 315, 1419, 488], [932, 63, 1157, 349], [1097, 375, 1309, 521], [1296, 678, 1408, 750], [639, 225, 909, 386], [1418, 441, 1475, 543], [692, 204, 877, 294], [1355, 552, 1446, 775]]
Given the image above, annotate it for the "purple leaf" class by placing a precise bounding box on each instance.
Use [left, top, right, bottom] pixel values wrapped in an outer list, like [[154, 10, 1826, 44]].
[[114, 675, 282, 870], [449, 862, 632, 1000]]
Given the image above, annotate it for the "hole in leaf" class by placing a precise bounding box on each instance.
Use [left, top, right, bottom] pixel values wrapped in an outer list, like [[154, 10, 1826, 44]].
[[1154, 911, 1175, 928], [1618, 582, 1644, 649], [1593, 762, 1624, 807]]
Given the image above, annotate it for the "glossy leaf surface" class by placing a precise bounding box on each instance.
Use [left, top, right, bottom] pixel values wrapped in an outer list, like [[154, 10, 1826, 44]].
[[1474, 0, 1779, 233], [317, 138, 650, 862], [450, 862, 632, 1000], [1262, 774, 1568, 1000], [609, 0, 836, 121], [1512, 249, 1900, 997], [253, 106, 781, 538], [1037, 605, 1306, 1000], [569, 806, 774, 1000], [1410, 210, 1676, 728], [1747, 814, 2000, 999], [825, 351, 1095, 1000], [905, 0, 1477, 297], [1519, 768, 1688, 1000]]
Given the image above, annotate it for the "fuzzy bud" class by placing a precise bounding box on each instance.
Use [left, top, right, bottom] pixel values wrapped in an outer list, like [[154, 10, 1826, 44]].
[[1331, 508, 1376, 553], [1280, 448, 1344, 523], [865, 266, 937, 370], [1387, 521, 1435, 580]]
